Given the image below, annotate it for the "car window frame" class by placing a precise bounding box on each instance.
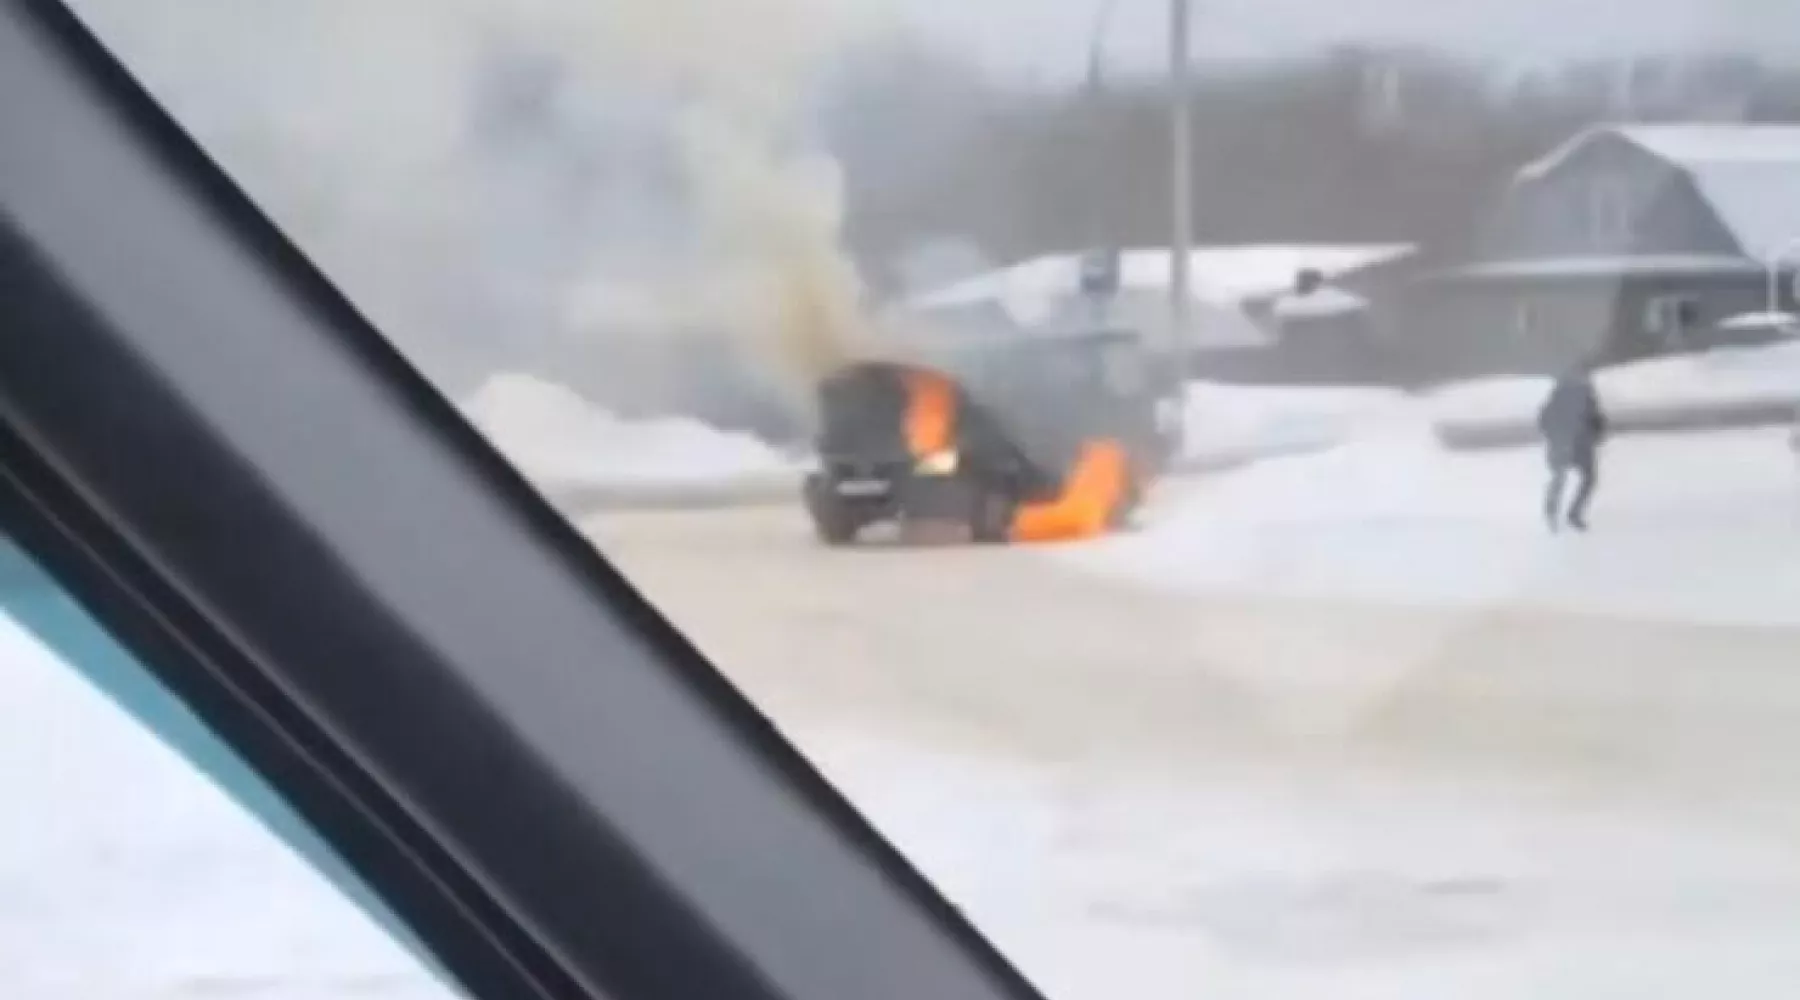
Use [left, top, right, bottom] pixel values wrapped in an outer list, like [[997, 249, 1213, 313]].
[[0, 4, 1049, 1000]]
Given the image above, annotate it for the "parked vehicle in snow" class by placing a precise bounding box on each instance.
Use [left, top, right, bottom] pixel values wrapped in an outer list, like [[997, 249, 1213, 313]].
[[803, 328, 1168, 546]]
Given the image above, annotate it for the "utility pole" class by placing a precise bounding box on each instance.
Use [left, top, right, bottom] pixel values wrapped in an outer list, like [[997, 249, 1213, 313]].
[[1168, 0, 1193, 372], [1080, 0, 1124, 333], [1084, 0, 1119, 249], [1085, 0, 1119, 96]]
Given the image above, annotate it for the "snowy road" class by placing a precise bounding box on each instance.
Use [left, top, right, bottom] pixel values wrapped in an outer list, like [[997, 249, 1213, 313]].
[[591, 496, 1800, 786], [9, 445, 1800, 998], [591, 489, 1800, 999]]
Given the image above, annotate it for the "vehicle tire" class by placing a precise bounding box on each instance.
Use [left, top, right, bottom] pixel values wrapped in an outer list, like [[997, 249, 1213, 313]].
[[968, 480, 1015, 544], [803, 474, 858, 546]]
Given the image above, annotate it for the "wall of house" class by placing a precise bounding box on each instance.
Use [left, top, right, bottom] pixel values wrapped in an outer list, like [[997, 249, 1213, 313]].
[[1398, 270, 1784, 383]]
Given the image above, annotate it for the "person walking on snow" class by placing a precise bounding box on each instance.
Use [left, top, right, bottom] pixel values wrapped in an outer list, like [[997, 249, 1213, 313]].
[[1538, 362, 1608, 532]]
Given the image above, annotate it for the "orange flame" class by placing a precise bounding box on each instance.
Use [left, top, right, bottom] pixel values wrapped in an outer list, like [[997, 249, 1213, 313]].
[[902, 367, 956, 458], [1009, 439, 1131, 543]]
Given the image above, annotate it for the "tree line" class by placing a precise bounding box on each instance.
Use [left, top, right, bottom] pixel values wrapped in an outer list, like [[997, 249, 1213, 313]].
[[820, 44, 1800, 298]]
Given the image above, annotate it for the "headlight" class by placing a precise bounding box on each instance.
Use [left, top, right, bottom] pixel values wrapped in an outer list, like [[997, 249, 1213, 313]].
[[915, 449, 959, 475]]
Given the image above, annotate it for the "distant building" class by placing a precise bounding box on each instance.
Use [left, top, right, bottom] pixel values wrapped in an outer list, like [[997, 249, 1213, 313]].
[[902, 243, 1418, 384], [1232, 251, 1424, 385], [1406, 124, 1800, 381]]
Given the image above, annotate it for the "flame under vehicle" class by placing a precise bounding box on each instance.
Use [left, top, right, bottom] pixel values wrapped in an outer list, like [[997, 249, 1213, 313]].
[[802, 328, 1173, 546]]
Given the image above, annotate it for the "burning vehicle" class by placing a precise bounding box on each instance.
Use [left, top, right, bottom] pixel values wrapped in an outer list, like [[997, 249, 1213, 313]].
[[801, 326, 1172, 546]]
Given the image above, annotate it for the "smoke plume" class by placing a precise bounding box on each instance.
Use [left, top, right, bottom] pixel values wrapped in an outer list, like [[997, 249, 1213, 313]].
[[68, 0, 892, 415]]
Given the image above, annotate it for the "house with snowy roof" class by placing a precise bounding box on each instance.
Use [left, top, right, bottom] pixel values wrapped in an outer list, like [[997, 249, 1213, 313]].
[[1407, 123, 1800, 380], [901, 243, 1420, 384]]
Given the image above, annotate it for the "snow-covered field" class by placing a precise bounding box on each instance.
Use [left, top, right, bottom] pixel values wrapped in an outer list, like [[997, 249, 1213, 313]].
[[15, 586, 1800, 1000], [1064, 420, 1800, 627], [1428, 340, 1800, 446], [11, 370, 1800, 999], [460, 372, 807, 502], [0, 613, 454, 1000], [815, 731, 1800, 1000], [1175, 381, 1414, 469]]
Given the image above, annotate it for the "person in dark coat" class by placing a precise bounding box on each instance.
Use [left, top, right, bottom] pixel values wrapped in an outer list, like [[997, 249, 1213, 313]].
[[1537, 362, 1609, 532]]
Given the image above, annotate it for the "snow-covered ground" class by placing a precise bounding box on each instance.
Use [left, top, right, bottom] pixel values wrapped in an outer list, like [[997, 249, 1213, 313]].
[[1066, 417, 1800, 626], [813, 730, 1800, 1000], [14, 369, 1800, 999], [842, 724, 1800, 998], [14, 587, 1800, 1000], [1177, 381, 1415, 467], [0, 613, 454, 1000], [1428, 340, 1800, 436], [460, 372, 805, 497]]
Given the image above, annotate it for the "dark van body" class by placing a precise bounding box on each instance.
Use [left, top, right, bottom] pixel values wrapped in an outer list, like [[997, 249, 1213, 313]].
[[803, 330, 1169, 545]]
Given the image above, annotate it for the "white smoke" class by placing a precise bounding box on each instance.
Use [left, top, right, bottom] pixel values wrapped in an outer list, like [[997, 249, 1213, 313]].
[[67, 0, 893, 409]]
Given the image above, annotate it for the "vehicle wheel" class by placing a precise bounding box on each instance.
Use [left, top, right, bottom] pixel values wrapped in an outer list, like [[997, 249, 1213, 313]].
[[803, 474, 858, 546], [968, 481, 1015, 544]]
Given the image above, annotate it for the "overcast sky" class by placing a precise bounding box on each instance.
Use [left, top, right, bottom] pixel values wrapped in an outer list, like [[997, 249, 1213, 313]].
[[892, 0, 1800, 83]]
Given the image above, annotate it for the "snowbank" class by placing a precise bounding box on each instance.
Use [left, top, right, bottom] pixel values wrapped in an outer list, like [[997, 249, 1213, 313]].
[[1175, 382, 1416, 471], [1429, 342, 1800, 449], [459, 373, 803, 506], [1061, 423, 1800, 626], [462, 373, 1412, 501]]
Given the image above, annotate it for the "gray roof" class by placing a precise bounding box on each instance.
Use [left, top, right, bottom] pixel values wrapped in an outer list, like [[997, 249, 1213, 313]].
[[1519, 124, 1800, 262], [1678, 159, 1800, 262], [902, 244, 1416, 351]]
